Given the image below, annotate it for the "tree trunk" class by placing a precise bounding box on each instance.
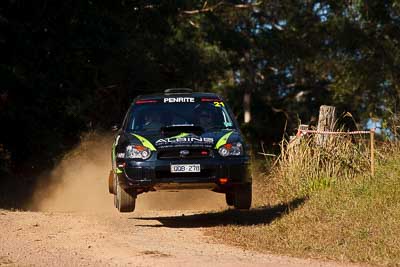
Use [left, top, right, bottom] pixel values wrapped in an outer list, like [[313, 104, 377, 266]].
[[243, 51, 253, 124], [243, 89, 251, 123]]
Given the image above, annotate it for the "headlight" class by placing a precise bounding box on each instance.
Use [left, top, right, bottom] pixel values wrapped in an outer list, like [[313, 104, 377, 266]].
[[218, 142, 243, 157], [126, 145, 152, 160]]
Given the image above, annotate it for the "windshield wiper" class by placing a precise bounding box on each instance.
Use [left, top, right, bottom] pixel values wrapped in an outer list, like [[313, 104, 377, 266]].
[[203, 126, 233, 131], [166, 124, 195, 127]]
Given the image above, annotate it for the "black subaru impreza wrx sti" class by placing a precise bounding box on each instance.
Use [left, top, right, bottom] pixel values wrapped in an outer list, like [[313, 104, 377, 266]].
[[109, 88, 252, 212]]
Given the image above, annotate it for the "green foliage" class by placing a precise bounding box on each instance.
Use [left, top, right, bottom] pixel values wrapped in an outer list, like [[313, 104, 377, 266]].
[[1, 0, 400, 178], [0, 0, 231, 174]]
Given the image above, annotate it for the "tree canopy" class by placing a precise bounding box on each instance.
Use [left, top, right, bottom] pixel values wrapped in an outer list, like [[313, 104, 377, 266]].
[[1, 0, 399, 177]]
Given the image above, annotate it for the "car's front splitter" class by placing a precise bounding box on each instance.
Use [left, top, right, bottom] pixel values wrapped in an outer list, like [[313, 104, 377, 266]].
[[117, 156, 251, 193]]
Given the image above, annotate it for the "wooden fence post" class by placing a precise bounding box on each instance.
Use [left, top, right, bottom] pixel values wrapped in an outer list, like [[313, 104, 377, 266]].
[[370, 128, 375, 176], [316, 105, 336, 145]]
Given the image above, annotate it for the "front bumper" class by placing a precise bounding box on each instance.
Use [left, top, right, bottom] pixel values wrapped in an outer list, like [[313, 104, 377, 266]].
[[117, 156, 251, 192]]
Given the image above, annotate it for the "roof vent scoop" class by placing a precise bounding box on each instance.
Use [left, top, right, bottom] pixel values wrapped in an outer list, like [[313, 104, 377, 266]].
[[164, 88, 193, 94], [161, 125, 203, 137]]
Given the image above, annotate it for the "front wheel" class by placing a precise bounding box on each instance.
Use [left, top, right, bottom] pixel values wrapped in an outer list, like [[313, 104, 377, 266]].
[[233, 184, 252, 210], [115, 181, 136, 212], [109, 170, 116, 194], [225, 192, 234, 206]]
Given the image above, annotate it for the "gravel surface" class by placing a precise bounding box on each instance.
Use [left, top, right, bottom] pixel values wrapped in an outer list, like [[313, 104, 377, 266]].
[[0, 208, 364, 267]]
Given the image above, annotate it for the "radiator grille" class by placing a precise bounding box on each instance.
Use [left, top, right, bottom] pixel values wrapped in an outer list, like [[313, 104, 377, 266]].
[[157, 148, 212, 159]]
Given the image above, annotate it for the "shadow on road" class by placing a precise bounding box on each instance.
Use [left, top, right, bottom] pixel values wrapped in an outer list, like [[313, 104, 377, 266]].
[[131, 197, 306, 228]]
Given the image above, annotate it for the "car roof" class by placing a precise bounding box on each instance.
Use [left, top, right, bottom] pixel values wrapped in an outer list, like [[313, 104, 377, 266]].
[[134, 88, 222, 101]]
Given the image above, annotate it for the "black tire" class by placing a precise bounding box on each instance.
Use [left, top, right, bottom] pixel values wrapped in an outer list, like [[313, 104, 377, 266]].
[[109, 170, 116, 194], [233, 184, 252, 210], [113, 175, 118, 208], [116, 182, 136, 212], [225, 192, 234, 206]]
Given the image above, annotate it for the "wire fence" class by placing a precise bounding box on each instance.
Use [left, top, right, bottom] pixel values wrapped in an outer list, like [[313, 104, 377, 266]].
[[297, 129, 371, 135], [294, 128, 376, 176]]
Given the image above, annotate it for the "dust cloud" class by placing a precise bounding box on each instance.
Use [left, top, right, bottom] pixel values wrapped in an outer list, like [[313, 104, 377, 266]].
[[29, 132, 115, 212], [30, 132, 225, 213]]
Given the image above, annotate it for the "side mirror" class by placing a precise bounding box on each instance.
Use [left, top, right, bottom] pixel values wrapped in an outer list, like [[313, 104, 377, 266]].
[[111, 125, 119, 132]]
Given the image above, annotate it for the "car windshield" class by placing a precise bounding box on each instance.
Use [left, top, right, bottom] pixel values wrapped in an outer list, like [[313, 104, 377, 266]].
[[126, 101, 235, 132]]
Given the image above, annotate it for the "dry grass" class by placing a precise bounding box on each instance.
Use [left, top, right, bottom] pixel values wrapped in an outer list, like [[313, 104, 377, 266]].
[[208, 136, 400, 266], [274, 134, 371, 201]]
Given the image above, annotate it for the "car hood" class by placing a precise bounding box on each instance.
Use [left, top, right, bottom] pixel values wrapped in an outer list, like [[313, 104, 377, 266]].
[[123, 129, 242, 150]]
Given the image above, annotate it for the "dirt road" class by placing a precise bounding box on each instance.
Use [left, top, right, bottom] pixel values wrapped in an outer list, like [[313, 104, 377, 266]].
[[0, 209, 351, 267], [0, 201, 360, 267]]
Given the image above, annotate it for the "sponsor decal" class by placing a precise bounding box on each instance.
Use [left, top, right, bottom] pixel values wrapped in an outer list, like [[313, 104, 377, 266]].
[[179, 150, 190, 157], [164, 97, 195, 103], [213, 101, 225, 107], [115, 135, 120, 146], [155, 137, 214, 145], [215, 131, 234, 149], [131, 133, 157, 151], [112, 135, 120, 167], [170, 132, 190, 139]]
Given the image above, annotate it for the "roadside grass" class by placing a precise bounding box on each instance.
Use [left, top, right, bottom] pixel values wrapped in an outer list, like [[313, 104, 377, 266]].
[[208, 137, 400, 266]]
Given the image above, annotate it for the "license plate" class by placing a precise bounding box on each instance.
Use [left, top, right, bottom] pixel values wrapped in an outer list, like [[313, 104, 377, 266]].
[[170, 164, 201, 173]]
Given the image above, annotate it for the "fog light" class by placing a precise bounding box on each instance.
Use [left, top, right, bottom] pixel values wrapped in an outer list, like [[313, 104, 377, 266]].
[[219, 178, 228, 184], [117, 162, 126, 168]]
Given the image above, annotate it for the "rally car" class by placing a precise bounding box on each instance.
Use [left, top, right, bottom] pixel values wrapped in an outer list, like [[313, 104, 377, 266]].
[[109, 88, 252, 212]]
